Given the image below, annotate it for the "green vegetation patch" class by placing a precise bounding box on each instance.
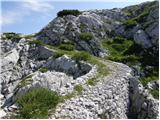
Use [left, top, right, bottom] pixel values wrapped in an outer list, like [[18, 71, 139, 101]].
[[141, 67, 159, 86], [123, 20, 138, 29], [24, 34, 36, 39], [57, 9, 81, 17], [74, 85, 83, 94], [28, 40, 44, 46], [52, 51, 64, 59], [15, 88, 61, 119], [62, 92, 76, 100], [39, 67, 48, 73], [86, 78, 97, 86], [123, 2, 157, 29], [58, 44, 75, 51], [150, 89, 159, 99], [2, 32, 21, 41], [72, 51, 91, 61], [79, 32, 93, 41], [101, 37, 140, 64]]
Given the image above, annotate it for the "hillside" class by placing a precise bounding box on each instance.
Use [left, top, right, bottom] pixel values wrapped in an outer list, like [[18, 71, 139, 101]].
[[0, 1, 159, 119]]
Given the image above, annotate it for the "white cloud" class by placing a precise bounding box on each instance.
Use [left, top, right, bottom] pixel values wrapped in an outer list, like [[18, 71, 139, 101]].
[[22, 0, 54, 12], [1, 0, 54, 26]]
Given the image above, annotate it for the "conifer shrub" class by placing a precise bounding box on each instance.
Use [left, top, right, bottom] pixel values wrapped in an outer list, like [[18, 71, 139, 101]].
[[57, 10, 81, 17]]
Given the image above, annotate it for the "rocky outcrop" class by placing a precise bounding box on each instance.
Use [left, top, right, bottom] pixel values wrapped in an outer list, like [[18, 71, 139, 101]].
[[0, 37, 97, 117], [45, 55, 93, 78], [37, 1, 158, 55], [129, 77, 159, 119]]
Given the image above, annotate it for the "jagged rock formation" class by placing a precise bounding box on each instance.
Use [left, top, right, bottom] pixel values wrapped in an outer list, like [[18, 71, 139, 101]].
[[0, 1, 159, 119]]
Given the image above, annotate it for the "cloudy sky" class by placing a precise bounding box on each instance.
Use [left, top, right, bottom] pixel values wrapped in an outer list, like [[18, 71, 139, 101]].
[[1, 0, 155, 34]]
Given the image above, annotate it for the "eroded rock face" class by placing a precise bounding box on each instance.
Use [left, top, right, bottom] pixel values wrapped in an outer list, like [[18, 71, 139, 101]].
[[45, 55, 92, 79], [129, 77, 159, 119], [134, 30, 152, 48]]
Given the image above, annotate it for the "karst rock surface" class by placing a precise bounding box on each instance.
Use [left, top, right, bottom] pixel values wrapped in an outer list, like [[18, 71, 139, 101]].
[[0, 1, 159, 119]]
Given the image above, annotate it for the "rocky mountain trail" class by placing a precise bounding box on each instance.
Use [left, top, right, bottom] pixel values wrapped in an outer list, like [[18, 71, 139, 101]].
[[0, 1, 159, 119]]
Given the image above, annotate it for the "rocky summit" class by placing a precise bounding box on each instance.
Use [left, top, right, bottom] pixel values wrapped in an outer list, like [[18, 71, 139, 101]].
[[0, 1, 159, 119]]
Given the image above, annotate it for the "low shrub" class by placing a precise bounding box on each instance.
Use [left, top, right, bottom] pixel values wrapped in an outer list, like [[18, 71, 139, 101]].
[[57, 10, 81, 17], [16, 88, 60, 119], [79, 32, 93, 41], [113, 36, 125, 44], [28, 40, 44, 46], [150, 89, 159, 99], [3, 32, 21, 40], [123, 20, 137, 28], [58, 44, 75, 51], [143, 21, 154, 28], [111, 44, 126, 52], [141, 75, 158, 87], [72, 51, 91, 61]]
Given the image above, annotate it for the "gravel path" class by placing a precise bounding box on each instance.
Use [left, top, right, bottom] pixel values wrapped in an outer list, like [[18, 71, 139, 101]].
[[51, 60, 133, 119]]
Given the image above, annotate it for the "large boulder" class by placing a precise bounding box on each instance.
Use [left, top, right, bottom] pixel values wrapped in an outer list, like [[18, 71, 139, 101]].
[[134, 30, 152, 48], [45, 55, 92, 79], [129, 77, 159, 119]]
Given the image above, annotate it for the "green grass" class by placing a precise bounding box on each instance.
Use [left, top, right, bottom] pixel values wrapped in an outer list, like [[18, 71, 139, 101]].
[[24, 34, 36, 39], [28, 40, 44, 46], [86, 78, 97, 86], [15, 88, 61, 119], [74, 85, 83, 94], [141, 75, 158, 87], [101, 37, 140, 64], [58, 44, 75, 51], [47, 44, 108, 77], [39, 67, 48, 73], [52, 52, 64, 59], [79, 32, 93, 41], [150, 89, 159, 99], [72, 51, 91, 61], [62, 92, 76, 100], [123, 20, 137, 29]]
